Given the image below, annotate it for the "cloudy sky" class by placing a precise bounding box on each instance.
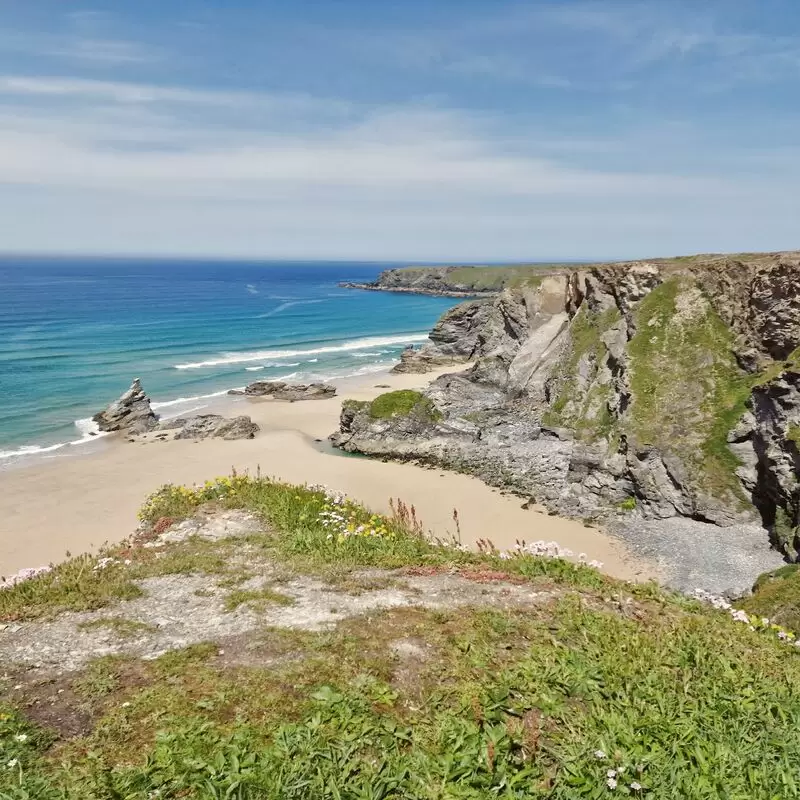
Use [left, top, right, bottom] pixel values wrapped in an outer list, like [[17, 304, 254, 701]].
[[1, 1, 798, 260]]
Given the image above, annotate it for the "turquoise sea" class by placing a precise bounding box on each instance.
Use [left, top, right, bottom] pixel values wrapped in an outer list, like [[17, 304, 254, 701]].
[[0, 258, 458, 463]]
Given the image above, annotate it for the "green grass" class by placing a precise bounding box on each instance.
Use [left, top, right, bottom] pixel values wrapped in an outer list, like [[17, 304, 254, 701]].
[[740, 564, 800, 634], [368, 389, 442, 422], [223, 586, 294, 611], [392, 264, 562, 293], [72, 656, 126, 700], [788, 425, 800, 446], [627, 276, 756, 505], [5, 475, 800, 797], [5, 592, 800, 797], [0, 554, 144, 623], [447, 266, 547, 291], [77, 617, 157, 639]]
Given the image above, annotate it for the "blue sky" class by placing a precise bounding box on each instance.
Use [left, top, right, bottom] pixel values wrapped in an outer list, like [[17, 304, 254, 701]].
[[0, 1, 798, 260]]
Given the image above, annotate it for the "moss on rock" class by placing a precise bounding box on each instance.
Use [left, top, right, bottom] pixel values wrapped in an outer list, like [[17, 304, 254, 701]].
[[368, 390, 441, 422], [543, 305, 622, 444], [627, 276, 754, 506]]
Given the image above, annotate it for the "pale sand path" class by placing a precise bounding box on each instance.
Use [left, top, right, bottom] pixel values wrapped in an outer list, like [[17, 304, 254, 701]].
[[0, 367, 656, 582]]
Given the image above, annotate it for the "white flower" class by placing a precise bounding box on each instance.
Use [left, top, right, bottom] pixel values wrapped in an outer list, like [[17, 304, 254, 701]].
[[730, 609, 749, 623], [121, 702, 131, 708], [594, 750, 607, 760], [606, 777, 617, 790], [7, 759, 19, 769], [630, 782, 642, 791], [762, 617, 770, 626], [13, 734, 27, 743], [607, 769, 617, 778]]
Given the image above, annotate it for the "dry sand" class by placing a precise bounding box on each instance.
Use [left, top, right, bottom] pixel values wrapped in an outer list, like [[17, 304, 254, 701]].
[[0, 367, 656, 582]]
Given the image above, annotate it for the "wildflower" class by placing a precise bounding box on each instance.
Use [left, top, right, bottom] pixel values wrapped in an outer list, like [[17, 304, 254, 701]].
[[606, 777, 617, 790], [630, 782, 642, 791], [729, 609, 749, 623], [13, 734, 27, 743], [607, 769, 617, 778], [762, 617, 770, 626], [594, 750, 607, 760], [7, 759, 19, 769], [121, 702, 131, 709]]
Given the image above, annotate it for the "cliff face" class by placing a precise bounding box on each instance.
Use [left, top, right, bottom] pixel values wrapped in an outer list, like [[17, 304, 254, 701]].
[[333, 252, 800, 573]]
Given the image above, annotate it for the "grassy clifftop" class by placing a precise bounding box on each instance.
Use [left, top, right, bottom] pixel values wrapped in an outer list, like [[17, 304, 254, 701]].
[[347, 251, 800, 297], [2, 475, 800, 797]]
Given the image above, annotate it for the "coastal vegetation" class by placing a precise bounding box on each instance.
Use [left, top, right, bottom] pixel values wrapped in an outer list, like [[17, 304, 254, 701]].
[[627, 276, 754, 505], [2, 475, 800, 797], [368, 389, 442, 422], [542, 305, 621, 443]]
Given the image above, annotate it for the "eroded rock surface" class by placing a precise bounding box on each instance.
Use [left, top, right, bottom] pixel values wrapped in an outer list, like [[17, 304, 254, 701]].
[[93, 378, 159, 435], [232, 381, 336, 400], [335, 253, 800, 578], [160, 414, 259, 440]]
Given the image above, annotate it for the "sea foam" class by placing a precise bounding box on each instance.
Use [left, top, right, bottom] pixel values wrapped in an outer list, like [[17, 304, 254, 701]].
[[0, 417, 107, 462], [174, 333, 428, 370]]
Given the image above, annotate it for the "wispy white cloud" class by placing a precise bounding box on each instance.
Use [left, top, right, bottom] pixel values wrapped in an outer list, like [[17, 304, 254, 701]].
[[44, 37, 158, 64], [0, 80, 723, 200], [0, 3, 797, 259]]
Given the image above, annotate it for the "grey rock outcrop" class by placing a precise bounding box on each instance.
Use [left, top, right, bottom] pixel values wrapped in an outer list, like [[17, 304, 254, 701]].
[[729, 368, 800, 558], [232, 381, 336, 401], [93, 378, 159, 435], [159, 414, 259, 441], [333, 252, 800, 578]]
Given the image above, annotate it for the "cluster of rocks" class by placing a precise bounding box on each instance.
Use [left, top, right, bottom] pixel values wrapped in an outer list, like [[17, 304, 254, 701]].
[[93, 379, 259, 441], [229, 380, 336, 401]]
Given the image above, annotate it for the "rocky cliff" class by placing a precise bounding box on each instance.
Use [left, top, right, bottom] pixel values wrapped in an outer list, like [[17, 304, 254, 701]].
[[333, 252, 800, 587]]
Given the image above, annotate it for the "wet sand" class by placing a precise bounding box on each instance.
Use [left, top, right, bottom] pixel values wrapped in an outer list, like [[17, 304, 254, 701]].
[[0, 367, 656, 582]]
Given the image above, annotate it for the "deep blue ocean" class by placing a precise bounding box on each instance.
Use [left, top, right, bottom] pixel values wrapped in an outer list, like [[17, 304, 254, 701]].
[[0, 257, 458, 462]]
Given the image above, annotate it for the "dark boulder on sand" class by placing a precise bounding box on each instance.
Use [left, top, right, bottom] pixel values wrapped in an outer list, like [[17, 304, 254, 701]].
[[231, 380, 336, 401]]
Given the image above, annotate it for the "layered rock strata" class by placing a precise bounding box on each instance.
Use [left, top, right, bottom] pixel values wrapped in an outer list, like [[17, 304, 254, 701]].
[[334, 253, 800, 589]]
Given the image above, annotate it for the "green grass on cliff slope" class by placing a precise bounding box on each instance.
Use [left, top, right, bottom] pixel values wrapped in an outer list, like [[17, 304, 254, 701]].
[[542, 305, 622, 443], [741, 564, 800, 633], [397, 265, 557, 291], [2, 476, 800, 798], [628, 276, 755, 505], [368, 389, 442, 421], [446, 266, 546, 291]]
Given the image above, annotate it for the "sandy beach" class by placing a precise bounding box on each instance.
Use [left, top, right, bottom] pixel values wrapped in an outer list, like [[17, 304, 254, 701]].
[[0, 366, 655, 582]]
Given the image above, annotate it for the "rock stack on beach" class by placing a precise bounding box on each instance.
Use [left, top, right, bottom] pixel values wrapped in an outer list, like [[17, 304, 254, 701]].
[[92, 378, 159, 435], [93, 380, 260, 441]]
